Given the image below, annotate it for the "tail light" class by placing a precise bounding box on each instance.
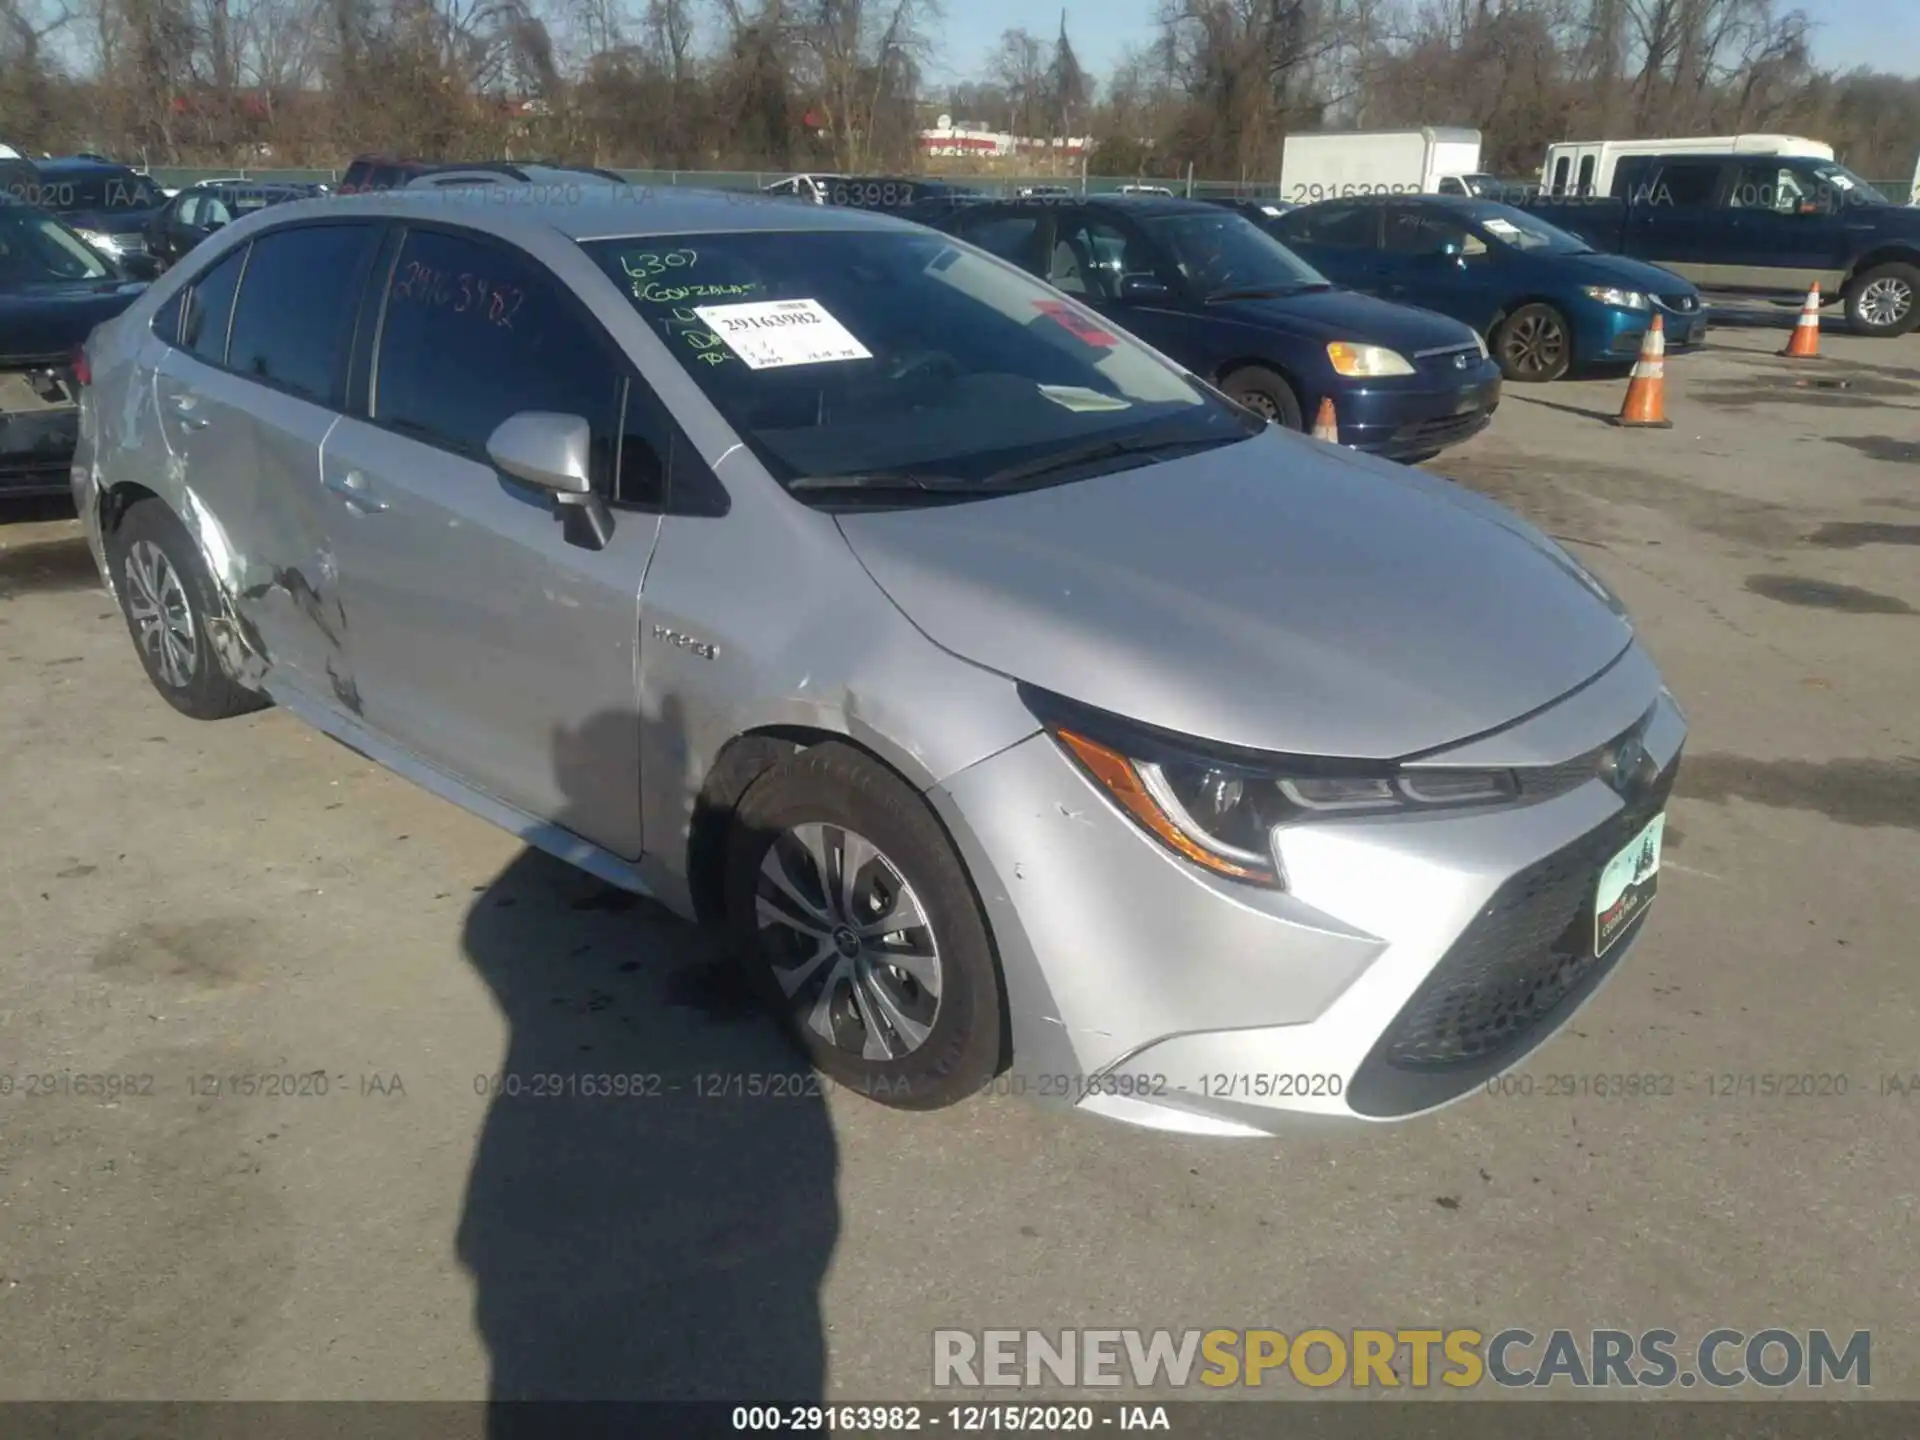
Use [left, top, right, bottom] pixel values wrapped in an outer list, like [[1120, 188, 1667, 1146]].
[[71, 348, 92, 387]]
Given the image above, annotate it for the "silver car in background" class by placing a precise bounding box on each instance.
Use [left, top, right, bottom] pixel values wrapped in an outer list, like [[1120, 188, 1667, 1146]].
[[70, 186, 1685, 1136]]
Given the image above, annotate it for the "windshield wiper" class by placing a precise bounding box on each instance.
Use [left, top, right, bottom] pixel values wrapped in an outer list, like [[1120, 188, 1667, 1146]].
[[976, 432, 1234, 489], [787, 470, 974, 494], [1205, 283, 1322, 302]]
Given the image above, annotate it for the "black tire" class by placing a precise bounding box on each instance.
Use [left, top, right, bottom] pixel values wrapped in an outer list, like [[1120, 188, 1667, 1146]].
[[107, 500, 270, 721], [724, 741, 1003, 1111], [1220, 365, 1304, 430], [1845, 263, 1920, 338], [1492, 303, 1573, 383]]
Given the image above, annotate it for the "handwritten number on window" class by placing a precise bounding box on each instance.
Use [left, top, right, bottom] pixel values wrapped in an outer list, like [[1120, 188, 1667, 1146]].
[[392, 261, 522, 329]]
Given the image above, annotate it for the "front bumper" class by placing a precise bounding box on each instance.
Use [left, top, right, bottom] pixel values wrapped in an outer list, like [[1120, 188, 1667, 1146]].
[[927, 643, 1686, 1137], [1593, 307, 1709, 359], [1328, 362, 1505, 460], [1, 368, 80, 497]]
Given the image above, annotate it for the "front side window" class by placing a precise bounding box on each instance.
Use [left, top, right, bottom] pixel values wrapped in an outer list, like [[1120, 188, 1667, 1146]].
[[0, 203, 113, 283], [1384, 209, 1488, 258], [180, 245, 249, 363], [581, 227, 1258, 499], [227, 223, 379, 403], [1466, 204, 1591, 254], [372, 226, 624, 486], [1140, 210, 1331, 297]]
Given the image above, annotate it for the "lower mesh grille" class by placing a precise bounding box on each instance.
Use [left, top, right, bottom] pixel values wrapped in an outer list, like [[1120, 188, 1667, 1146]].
[[1347, 759, 1677, 1116]]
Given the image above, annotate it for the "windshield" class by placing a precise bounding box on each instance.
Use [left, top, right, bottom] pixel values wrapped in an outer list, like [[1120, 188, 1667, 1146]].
[[1137, 211, 1330, 296], [0, 203, 114, 284], [582, 229, 1257, 496], [1470, 204, 1592, 254], [1808, 162, 1889, 208], [40, 169, 161, 213]]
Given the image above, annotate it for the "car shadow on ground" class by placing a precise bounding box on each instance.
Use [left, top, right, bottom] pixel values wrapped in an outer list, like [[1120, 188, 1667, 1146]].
[[457, 708, 838, 1433]]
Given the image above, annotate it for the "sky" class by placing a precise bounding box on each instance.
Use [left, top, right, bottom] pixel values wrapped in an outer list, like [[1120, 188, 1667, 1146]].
[[927, 0, 1920, 90]]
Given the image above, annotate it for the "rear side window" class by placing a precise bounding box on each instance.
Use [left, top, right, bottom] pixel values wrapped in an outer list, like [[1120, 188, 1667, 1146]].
[[1652, 162, 1720, 207], [1551, 156, 1572, 194], [226, 223, 379, 404], [371, 226, 625, 488], [955, 214, 1045, 270], [1283, 204, 1376, 249], [180, 244, 249, 363]]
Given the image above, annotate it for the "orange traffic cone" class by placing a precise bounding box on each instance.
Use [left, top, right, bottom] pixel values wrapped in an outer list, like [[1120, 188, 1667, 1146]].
[[1311, 397, 1340, 443], [1782, 282, 1822, 358], [1611, 313, 1673, 429]]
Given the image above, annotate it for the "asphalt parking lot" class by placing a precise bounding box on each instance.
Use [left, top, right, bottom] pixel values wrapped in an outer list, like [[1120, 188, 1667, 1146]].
[[1, 318, 1917, 1404]]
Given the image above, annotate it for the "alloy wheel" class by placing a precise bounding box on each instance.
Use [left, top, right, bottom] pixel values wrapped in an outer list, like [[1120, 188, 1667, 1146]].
[[1858, 277, 1914, 331], [755, 822, 942, 1062], [1501, 312, 1567, 380], [124, 539, 196, 688]]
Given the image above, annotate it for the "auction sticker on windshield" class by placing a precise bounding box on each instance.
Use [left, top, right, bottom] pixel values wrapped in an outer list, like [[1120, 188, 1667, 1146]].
[[1595, 812, 1664, 957], [692, 298, 873, 370]]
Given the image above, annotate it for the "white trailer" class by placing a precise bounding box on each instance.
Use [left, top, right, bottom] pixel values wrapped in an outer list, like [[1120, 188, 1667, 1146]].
[[1541, 134, 1835, 197], [1278, 128, 1484, 206]]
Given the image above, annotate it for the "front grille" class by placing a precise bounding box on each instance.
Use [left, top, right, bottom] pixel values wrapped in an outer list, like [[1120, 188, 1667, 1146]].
[[1415, 343, 1482, 366], [1347, 757, 1678, 1118], [1390, 409, 1490, 447]]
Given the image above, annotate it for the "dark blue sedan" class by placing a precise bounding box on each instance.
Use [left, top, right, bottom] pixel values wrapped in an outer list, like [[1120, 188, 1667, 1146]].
[[933, 195, 1503, 461], [1272, 195, 1705, 383]]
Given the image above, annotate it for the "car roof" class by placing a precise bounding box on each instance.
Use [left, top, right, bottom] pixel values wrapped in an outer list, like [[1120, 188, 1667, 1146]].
[[249, 183, 928, 242], [36, 157, 144, 176]]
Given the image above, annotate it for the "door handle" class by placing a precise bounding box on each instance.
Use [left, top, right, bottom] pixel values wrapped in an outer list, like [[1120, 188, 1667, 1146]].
[[165, 391, 210, 428], [324, 469, 389, 513]]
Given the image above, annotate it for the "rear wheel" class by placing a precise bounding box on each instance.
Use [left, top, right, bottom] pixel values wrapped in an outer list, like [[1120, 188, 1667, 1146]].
[[1220, 365, 1304, 430], [724, 742, 1004, 1110], [1493, 303, 1573, 383], [1846, 263, 1919, 338], [107, 501, 269, 721]]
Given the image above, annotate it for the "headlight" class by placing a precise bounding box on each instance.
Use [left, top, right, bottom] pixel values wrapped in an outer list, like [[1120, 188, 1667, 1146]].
[[1326, 342, 1416, 378], [1582, 286, 1649, 311], [77, 228, 123, 257], [1024, 687, 1519, 889]]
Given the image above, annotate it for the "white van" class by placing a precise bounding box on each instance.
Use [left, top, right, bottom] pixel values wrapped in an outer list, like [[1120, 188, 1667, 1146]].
[[1541, 134, 1835, 197], [1279, 128, 1483, 205]]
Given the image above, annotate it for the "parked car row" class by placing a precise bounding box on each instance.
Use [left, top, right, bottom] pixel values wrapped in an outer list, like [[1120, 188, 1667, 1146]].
[[56, 182, 1687, 1136]]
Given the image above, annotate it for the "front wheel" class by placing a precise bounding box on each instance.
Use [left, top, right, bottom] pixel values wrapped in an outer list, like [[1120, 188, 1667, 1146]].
[[725, 742, 1004, 1110], [1493, 303, 1573, 383], [1220, 365, 1304, 430], [1846, 263, 1919, 338]]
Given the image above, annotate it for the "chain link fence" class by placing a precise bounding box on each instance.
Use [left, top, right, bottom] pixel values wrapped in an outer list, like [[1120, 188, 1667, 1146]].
[[139, 164, 1914, 204], [140, 165, 1292, 200]]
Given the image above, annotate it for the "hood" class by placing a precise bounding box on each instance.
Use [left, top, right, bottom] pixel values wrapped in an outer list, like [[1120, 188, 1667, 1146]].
[[1560, 249, 1697, 296], [837, 429, 1633, 760], [1206, 286, 1481, 350], [1857, 204, 1920, 236], [0, 280, 147, 365]]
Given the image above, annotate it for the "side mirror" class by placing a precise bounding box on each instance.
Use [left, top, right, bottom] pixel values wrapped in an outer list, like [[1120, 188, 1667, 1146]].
[[120, 252, 161, 281], [485, 411, 613, 550], [1118, 275, 1172, 302]]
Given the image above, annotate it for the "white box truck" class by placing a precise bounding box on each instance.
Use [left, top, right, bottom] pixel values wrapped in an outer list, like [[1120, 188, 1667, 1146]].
[[1540, 134, 1835, 197], [1278, 128, 1484, 205]]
